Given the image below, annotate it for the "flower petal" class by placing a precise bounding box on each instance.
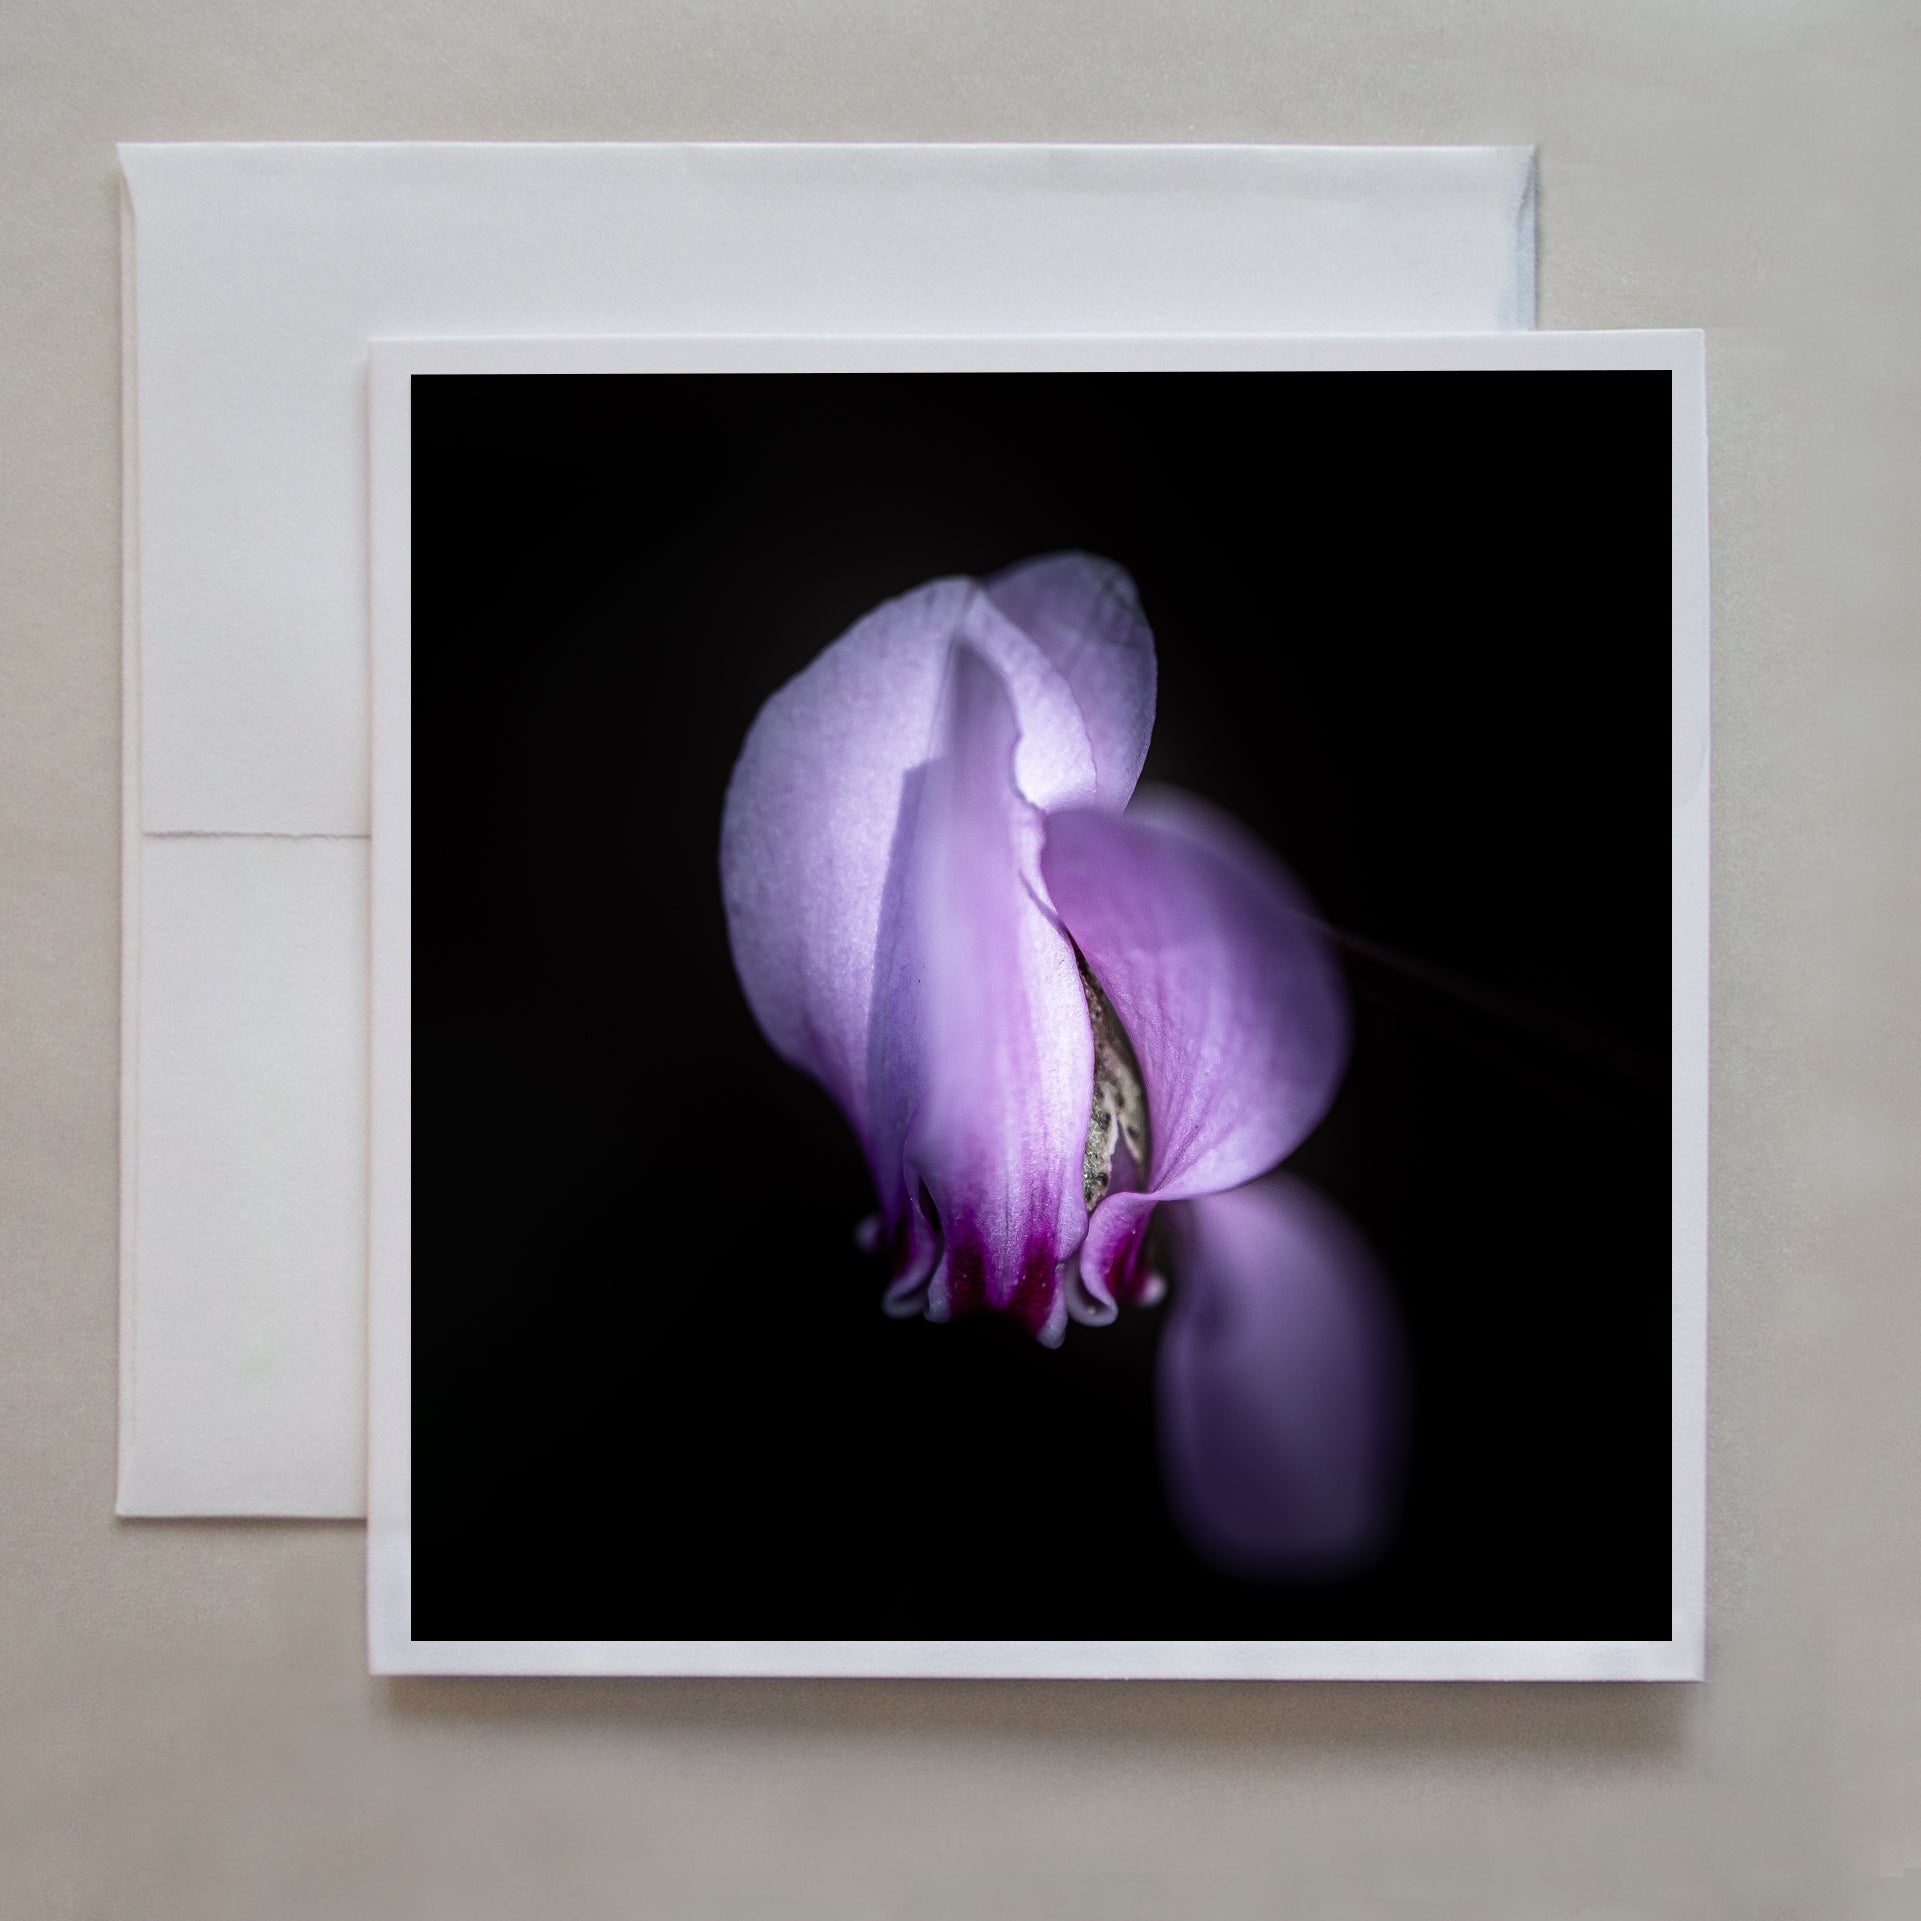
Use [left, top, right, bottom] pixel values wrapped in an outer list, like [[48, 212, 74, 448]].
[[867, 642, 1093, 1344], [1040, 788, 1349, 1307], [1158, 1176, 1405, 1576], [720, 575, 1097, 1171], [984, 552, 1157, 810]]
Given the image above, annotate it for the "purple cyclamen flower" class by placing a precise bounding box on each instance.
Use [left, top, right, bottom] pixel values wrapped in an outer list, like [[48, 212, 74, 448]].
[[720, 554, 1402, 1571]]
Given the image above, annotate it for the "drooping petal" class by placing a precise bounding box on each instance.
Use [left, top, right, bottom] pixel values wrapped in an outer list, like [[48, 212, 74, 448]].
[[1158, 1176, 1404, 1576], [984, 553, 1157, 810], [867, 642, 1093, 1344], [1040, 788, 1348, 1313], [720, 576, 1098, 1175]]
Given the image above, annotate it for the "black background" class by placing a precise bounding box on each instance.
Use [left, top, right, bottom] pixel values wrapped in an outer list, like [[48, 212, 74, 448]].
[[410, 370, 1672, 1641]]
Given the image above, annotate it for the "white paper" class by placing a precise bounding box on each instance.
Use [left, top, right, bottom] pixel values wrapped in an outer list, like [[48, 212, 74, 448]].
[[120, 838, 369, 1515], [366, 329, 1708, 1680], [119, 141, 1538, 1518]]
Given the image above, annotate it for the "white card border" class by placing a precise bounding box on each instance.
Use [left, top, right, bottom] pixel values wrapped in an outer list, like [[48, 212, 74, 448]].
[[369, 330, 1708, 1680]]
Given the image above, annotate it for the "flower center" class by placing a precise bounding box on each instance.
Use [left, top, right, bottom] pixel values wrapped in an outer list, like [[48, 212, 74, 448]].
[[1076, 953, 1151, 1211]]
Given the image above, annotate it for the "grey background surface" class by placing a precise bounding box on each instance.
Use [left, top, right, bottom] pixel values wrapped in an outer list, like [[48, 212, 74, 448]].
[[2, 2, 1915, 1915]]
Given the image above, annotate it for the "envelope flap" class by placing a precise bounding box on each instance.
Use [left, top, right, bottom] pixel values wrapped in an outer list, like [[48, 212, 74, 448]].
[[123, 142, 1536, 836]]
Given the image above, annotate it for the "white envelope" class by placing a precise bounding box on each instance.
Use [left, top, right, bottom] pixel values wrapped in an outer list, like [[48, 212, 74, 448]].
[[118, 142, 1539, 1517]]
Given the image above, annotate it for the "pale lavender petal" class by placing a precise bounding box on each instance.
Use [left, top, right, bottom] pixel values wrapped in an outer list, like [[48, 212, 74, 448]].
[[1040, 788, 1348, 1305], [984, 552, 1157, 810], [868, 642, 1092, 1343], [720, 577, 1097, 1178], [1158, 1177, 1405, 1576]]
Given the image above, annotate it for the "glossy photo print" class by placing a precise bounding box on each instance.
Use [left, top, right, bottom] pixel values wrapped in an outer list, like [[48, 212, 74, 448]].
[[367, 334, 1708, 1678]]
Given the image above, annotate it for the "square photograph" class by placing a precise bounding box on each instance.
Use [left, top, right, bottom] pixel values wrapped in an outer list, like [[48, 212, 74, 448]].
[[370, 335, 1705, 1676]]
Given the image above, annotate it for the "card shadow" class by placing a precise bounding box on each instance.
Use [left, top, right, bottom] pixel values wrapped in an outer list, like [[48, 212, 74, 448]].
[[381, 1671, 1696, 1762]]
